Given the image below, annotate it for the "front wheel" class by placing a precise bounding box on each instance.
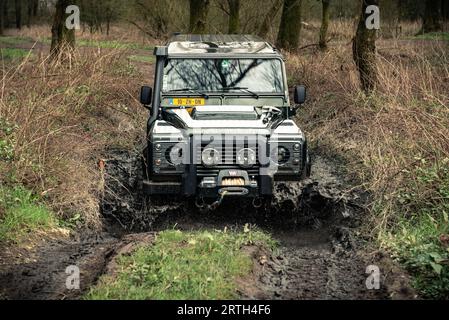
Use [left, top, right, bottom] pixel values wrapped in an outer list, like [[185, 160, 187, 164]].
[[302, 152, 312, 180]]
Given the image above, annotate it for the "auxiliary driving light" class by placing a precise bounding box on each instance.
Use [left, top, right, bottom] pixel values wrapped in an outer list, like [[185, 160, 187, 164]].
[[237, 148, 256, 168], [201, 148, 221, 167]]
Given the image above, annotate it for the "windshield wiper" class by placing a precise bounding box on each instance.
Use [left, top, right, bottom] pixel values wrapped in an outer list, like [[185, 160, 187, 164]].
[[167, 88, 209, 99], [222, 87, 259, 99]]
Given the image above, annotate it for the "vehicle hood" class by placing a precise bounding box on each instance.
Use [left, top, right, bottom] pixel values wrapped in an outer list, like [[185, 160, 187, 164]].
[[165, 105, 273, 129]]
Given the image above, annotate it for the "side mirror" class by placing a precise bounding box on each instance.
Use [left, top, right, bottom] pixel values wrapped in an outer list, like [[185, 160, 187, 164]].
[[140, 86, 152, 107], [294, 85, 307, 105]]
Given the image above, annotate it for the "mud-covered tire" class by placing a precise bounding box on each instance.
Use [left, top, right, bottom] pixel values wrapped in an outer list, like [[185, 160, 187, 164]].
[[269, 181, 303, 214], [301, 152, 312, 180], [100, 148, 149, 230], [100, 148, 186, 231]]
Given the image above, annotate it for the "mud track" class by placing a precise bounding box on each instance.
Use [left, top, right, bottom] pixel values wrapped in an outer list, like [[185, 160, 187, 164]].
[[0, 151, 416, 300]]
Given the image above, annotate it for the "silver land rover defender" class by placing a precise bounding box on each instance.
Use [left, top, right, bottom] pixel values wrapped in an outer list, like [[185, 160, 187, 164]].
[[139, 34, 311, 208]]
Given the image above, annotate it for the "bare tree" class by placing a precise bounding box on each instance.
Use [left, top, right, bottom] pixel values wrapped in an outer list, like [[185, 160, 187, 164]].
[[50, 0, 75, 57], [443, 0, 449, 21], [0, 0, 4, 35], [319, 0, 330, 50], [2, 0, 8, 29], [257, 0, 283, 38], [26, 0, 32, 28], [216, 0, 240, 33], [421, 0, 442, 33], [227, 0, 240, 33], [276, 0, 302, 51], [189, 0, 210, 33], [14, 0, 21, 29], [32, 0, 38, 17], [127, 0, 190, 39], [353, 0, 379, 93]]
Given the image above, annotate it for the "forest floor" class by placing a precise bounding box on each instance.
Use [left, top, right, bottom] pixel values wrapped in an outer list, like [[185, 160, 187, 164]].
[[1, 27, 447, 300]]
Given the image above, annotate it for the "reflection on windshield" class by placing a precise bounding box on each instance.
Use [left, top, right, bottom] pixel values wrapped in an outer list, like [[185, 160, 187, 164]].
[[163, 59, 283, 93]]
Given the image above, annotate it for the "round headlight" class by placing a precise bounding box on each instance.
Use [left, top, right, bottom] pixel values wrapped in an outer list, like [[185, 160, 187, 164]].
[[237, 148, 257, 168], [201, 148, 221, 167], [271, 146, 290, 165], [166, 146, 183, 165]]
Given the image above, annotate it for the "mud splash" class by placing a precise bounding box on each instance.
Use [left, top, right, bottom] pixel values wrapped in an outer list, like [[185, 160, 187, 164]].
[[100, 148, 186, 232], [100, 148, 363, 232]]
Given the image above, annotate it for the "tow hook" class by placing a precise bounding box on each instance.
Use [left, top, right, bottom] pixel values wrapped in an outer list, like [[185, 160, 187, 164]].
[[195, 191, 229, 211], [209, 190, 228, 210], [252, 197, 263, 209], [195, 197, 206, 209]]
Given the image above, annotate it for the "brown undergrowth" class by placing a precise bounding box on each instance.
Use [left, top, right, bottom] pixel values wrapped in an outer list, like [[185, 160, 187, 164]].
[[1, 45, 147, 229]]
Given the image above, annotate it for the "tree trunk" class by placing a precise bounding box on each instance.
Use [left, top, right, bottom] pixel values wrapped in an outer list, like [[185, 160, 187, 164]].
[[0, 0, 4, 35], [319, 0, 331, 50], [353, 0, 379, 93], [258, 0, 283, 38], [276, 0, 302, 51], [189, 0, 210, 34], [26, 0, 31, 28], [442, 0, 449, 21], [227, 0, 240, 34], [421, 0, 442, 33], [14, 0, 21, 29], [32, 0, 38, 17], [50, 0, 75, 57], [2, 0, 8, 28]]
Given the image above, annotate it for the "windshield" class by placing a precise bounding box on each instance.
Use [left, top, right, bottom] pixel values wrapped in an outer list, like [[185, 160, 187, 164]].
[[163, 58, 284, 93]]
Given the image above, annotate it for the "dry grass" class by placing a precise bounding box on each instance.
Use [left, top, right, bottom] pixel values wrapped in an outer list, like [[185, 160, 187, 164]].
[[289, 37, 449, 232], [4, 23, 157, 47], [266, 19, 427, 50], [0, 43, 147, 228], [286, 32, 449, 296]]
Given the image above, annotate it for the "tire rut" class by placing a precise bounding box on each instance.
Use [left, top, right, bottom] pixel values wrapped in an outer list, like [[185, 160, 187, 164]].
[[0, 233, 118, 300]]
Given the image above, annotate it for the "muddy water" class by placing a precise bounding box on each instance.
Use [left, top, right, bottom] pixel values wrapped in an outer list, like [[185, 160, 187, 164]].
[[0, 152, 415, 300]]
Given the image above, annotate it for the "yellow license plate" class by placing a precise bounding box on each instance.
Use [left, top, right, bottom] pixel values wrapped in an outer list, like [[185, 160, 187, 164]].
[[169, 98, 205, 106]]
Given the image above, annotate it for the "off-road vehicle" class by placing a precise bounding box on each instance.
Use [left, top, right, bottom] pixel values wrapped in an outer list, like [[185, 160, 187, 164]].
[[139, 34, 311, 209]]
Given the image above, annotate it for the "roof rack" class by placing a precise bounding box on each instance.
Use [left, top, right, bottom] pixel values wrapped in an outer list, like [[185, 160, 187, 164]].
[[166, 34, 278, 55]]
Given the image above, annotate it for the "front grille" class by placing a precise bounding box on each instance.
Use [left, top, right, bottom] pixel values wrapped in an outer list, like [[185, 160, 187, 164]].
[[195, 139, 262, 177]]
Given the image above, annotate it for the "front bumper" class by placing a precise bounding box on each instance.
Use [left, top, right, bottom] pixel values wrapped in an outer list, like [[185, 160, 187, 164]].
[[143, 166, 276, 198], [142, 167, 307, 198]]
